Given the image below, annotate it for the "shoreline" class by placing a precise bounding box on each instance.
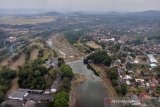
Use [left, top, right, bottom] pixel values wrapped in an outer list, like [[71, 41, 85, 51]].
[[88, 63, 119, 107], [69, 73, 87, 107]]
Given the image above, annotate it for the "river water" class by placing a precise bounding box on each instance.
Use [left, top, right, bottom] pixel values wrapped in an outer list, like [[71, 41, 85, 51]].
[[69, 59, 108, 107]]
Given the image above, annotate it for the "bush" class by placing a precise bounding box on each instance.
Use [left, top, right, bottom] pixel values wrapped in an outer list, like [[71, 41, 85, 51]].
[[60, 64, 73, 80], [53, 91, 69, 107]]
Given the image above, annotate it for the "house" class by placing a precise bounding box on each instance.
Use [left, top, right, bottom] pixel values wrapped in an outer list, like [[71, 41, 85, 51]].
[[147, 54, 158, 68], [150, 63, 157, 68], [45, 58, 58, 67], [123, 75, 132, 80], [126, 80, 131, 86], [6, 89, 53, 107], [147, 54, 157, 64], [8, 89, 28, 101]]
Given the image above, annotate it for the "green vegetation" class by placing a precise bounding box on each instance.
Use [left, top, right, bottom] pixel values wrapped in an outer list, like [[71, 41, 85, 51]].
[[64, 30, 85, 44], [60, 64, 73, 80], [23, 47, 32, 60], [11, 52, 22, 61], [52, 61, 73, 107], [60, 78, 71, 93], [38, 49, 44, 59], [108, 67, 118, 80], [0, 52, 10, 62], [18, 59, 50, 89], [85, 51, 112, 66], [58, 58, 65, 67], [107, 67, 118, 86], [0, 66, 16, 103], [120, 83, 128, 95], [156, 86, 160, 94], [53, 91, 69, 107]]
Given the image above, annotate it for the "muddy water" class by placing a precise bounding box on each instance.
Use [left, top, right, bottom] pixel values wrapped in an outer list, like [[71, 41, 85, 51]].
[[69, 60, 108, 107]]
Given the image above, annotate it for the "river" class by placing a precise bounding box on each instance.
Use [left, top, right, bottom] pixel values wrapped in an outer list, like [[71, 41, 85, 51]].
[[69, 59, 108, 107]]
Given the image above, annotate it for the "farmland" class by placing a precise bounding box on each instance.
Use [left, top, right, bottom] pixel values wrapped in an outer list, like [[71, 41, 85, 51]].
[[0, 16, 55, 25]]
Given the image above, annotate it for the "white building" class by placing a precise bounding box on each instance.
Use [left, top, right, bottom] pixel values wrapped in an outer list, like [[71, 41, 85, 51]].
[[147, 54, 158, 68], [147, 54, 157, 63]]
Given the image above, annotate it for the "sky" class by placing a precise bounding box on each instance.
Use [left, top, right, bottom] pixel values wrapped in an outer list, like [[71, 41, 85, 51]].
[[0, 0, 160, 12]]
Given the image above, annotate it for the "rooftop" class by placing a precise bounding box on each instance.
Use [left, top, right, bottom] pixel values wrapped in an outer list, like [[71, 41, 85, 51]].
[[8, 89, 28, 100]]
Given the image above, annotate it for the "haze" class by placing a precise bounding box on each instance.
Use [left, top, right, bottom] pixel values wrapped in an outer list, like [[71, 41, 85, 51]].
[[0, 0, 160, 12]]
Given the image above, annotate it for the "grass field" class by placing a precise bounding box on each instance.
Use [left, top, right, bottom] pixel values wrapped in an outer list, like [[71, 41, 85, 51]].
[[30, 48, 39, 60], [0, 16, 55, 25]]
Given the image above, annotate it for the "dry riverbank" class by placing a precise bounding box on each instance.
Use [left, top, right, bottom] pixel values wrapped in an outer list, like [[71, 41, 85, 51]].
[[69, 74, 86, 107]]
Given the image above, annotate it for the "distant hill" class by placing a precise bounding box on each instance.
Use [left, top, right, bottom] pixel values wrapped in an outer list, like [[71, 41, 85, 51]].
[[127, 10, 160, 16]]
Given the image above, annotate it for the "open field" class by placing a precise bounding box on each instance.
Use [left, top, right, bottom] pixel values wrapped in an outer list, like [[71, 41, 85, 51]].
[[0, 57, 10, 66], [6, 77, 19, 97], [0, 16, 55, 25], [30, 49, 39, 60], [9, 54, 25, 70], [86, 41, 102, 49], [48, 34, 83, 62], [135, 55, 148, 64]]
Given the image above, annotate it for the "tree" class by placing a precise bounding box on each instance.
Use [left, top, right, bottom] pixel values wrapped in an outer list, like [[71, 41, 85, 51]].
[[53, 91, 69, 107], [120, 83, 128, 95], [18, 59, 48, 89], [156, 86, 160, 94], [60, 64, 73, 80], [108, 67, 118, 80], [60, 78, 71, 93], [58, 58, 65, 67], [0, 92, 5, 103], [86, 51, 112, 66], [31, 77, 46, 89]]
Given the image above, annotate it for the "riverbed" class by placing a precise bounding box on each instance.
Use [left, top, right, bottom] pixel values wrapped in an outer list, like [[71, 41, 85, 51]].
[[69, 60, 108, 107]]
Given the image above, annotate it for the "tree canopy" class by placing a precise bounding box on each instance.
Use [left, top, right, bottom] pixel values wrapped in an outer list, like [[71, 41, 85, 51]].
[[53, 91, 69, 107], [85, 51, 112, 66], [60, 64, 73, 80], [18, 59, 48, 89]]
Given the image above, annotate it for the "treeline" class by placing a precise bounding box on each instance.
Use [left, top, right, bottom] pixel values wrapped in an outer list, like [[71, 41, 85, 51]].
[[0, 66, 16, 103], [0, 50, 10, 62], [84, 51, 112, 66], [50, 58, 73, 107]]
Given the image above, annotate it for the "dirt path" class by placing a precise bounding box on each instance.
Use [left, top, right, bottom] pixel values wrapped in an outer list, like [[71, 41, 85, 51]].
[[6, 54, 26, 96], [30, 49, 39, 60], [9, 54, 25, 70], [69, 80, 77, 107], [6, 77, 19, 97]]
